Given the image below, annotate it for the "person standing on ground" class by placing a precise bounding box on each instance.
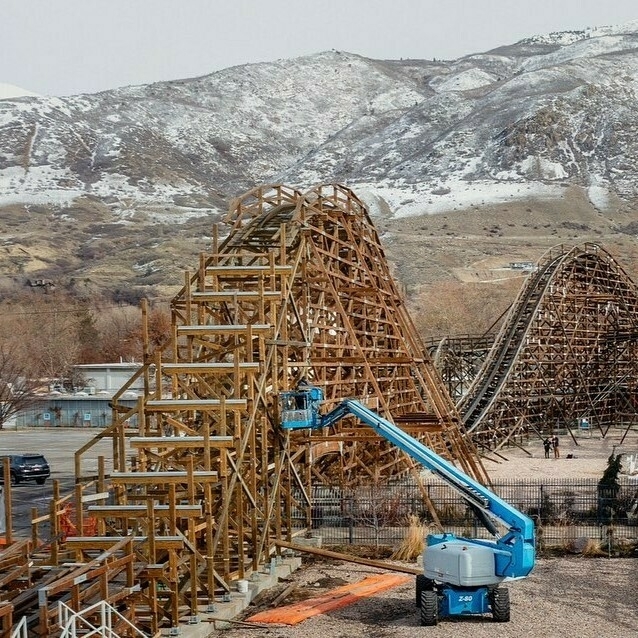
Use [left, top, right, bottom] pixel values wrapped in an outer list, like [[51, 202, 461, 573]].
[[543, 437, 551, 458], [552, 434, 560, 458]]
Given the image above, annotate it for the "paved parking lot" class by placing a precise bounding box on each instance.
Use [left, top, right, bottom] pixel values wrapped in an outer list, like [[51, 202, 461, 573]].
[[1, 427, 114, 532]]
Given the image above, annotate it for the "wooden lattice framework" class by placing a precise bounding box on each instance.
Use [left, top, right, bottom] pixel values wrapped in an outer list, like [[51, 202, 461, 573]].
[[426, 334, 495, 403], [7, 201, 638, 634], [459, 243, 638, 447], [46, 183, 486, 634]]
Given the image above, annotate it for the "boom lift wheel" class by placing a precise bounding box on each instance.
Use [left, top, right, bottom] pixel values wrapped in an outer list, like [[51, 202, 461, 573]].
[[420, 590, 438, 626], [415, 574, 434, 607], [491, 586, 510, 622]]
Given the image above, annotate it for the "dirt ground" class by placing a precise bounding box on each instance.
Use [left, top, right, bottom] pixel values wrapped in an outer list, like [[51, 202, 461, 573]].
[[483, 428, 638, 481], [210, 557, 637, 638], [210, 429, 638, 637]]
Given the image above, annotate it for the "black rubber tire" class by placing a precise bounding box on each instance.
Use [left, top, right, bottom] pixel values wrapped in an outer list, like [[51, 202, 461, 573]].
[[10, 473, 18, 486], [415, 574, 434, 607], [36, 478, 46, 485], [420, 590, 438, 626], [491, 587, 510, 623]]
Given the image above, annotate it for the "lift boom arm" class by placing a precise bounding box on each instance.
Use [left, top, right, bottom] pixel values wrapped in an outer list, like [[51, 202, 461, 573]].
[[281, 390, 535, 580]]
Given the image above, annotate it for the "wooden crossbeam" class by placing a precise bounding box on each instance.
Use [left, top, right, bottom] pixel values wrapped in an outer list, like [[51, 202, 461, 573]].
[[110, 471, 218, 483], [65, 536, 184, 550], [88, 505, 202, 518], [176, 324, 271, 334], [191, 291, 282, 301], [203, 265, 291, 275], [145, 399, 246, 410], [160, 362, 259, 372], [129, 436, 234, 448]]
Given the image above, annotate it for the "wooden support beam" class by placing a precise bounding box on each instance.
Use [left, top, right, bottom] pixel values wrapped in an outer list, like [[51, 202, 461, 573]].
[[145, 399, 246, 411], [129, 436, 234, 448], [160, 362, 260, 372], [274, 540, 421, 575], [109, 471, 218, 484], [65, 536, 184, 550], [176, 324, 271, 334], [87, 505, 202, 518]]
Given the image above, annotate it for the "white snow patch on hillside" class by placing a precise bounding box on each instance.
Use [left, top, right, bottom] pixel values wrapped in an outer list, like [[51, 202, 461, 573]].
[[0, 186, 84, 207], [356, 179, 565, 218], [435, 69, 497, 92], [145, 207, 219, 223], [520, 34, 638, 73], [587, 185, 611, 211], [518, 156, 567, 180]]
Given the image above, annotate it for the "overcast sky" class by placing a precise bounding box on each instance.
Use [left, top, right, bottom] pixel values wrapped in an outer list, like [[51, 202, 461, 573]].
[[2, 1, 638, 96]]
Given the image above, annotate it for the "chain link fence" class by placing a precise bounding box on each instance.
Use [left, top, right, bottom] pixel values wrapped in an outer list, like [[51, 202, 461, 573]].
[[294, 477, 638, 548]]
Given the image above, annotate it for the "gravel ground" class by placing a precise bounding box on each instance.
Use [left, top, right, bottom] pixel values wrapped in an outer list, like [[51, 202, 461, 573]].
[[212, 432, 638, 637], [211, 557, 637, 638]]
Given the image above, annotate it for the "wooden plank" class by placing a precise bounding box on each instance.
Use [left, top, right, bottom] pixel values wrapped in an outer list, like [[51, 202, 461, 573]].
[[274, 541, 421, 575], [203, 265, 292, 275], [110, 471, 218, 484], [88, 505, 202, 518], [65, 536, 184, 550], [129, 436, 234, 448], [161, 362, 260, 372], [145, 399, 247, 411], [177, 324, 271, 334], [191, 291, 282, 301]]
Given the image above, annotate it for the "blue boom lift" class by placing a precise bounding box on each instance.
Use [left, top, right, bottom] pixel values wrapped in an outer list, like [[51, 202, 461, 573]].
[[280, 385, 535, 625]]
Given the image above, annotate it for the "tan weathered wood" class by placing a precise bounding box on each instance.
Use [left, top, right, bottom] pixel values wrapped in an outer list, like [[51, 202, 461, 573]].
[[274, 540, 421, 575], [129, 435, 233, 448], [26, 183, 485, 635]]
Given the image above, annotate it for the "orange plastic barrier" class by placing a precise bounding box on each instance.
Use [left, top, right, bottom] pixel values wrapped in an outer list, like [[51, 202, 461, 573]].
[[247, 573, 411, 625]]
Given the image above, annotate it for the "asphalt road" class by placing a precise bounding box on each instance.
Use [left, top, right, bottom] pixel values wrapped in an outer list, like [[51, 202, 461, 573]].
[[0, 427, 114, 533]]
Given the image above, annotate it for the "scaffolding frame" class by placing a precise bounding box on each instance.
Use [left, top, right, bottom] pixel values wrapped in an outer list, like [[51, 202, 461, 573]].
[[35, 183, 481, 634]]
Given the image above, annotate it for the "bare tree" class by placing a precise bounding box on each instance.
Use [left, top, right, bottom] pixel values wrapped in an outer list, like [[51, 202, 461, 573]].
[[0, 343, 39, 430]]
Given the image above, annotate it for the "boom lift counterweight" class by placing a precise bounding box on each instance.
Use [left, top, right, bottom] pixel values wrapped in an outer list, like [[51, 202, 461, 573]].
[[279, 386, 535, 625]]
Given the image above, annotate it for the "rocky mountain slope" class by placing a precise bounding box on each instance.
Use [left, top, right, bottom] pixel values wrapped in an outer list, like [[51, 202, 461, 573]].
[[2, 22, 638, 301]]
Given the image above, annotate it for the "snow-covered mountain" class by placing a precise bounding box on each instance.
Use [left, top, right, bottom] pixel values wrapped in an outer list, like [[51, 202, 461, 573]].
[[2, 22, 638, 298]]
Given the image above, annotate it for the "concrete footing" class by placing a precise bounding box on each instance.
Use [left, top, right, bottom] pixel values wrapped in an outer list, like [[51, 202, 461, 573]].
[[159, 555, 302, 636]]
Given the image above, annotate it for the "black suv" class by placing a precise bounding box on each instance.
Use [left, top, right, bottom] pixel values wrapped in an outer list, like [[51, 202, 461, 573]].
[[0, 454, 50, 485]]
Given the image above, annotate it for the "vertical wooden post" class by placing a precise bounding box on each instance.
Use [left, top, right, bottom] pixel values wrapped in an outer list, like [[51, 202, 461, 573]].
[[2, 458, 11, 546], [50, 480, 60, 566]]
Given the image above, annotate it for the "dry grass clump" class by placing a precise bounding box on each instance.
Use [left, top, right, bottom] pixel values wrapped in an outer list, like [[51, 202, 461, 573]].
[[391, 515, 427, 561], [563, 537, 606, 556], [581, 539, 607, 556]]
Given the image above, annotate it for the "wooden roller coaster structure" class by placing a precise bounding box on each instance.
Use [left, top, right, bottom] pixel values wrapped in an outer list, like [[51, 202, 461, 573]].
[[454, 244, 638, 446], [4, 190, 638, 636], [0, 184, 485, 636]]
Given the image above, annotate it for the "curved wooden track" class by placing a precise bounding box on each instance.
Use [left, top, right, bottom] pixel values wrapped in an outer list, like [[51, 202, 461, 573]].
[[0, 184, 485, 636], [458, 243, 638, 446]]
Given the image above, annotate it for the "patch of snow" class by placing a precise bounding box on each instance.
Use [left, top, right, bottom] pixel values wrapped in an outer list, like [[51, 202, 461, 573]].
[[434, 69, 497, 92], [520, 34, 638, 74], [587, 185, 611, 211], [518, 156, 568, 180], [356, 179, 565, 218], [0, 188, 84, 208]]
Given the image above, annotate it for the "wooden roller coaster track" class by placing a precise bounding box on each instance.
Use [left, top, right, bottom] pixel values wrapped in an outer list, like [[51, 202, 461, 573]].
[[0, 184, 486, 636], [456, 243, 638, 447]]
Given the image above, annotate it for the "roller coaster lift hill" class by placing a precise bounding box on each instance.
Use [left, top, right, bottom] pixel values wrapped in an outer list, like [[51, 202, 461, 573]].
[[280, 384, 536, 625]]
